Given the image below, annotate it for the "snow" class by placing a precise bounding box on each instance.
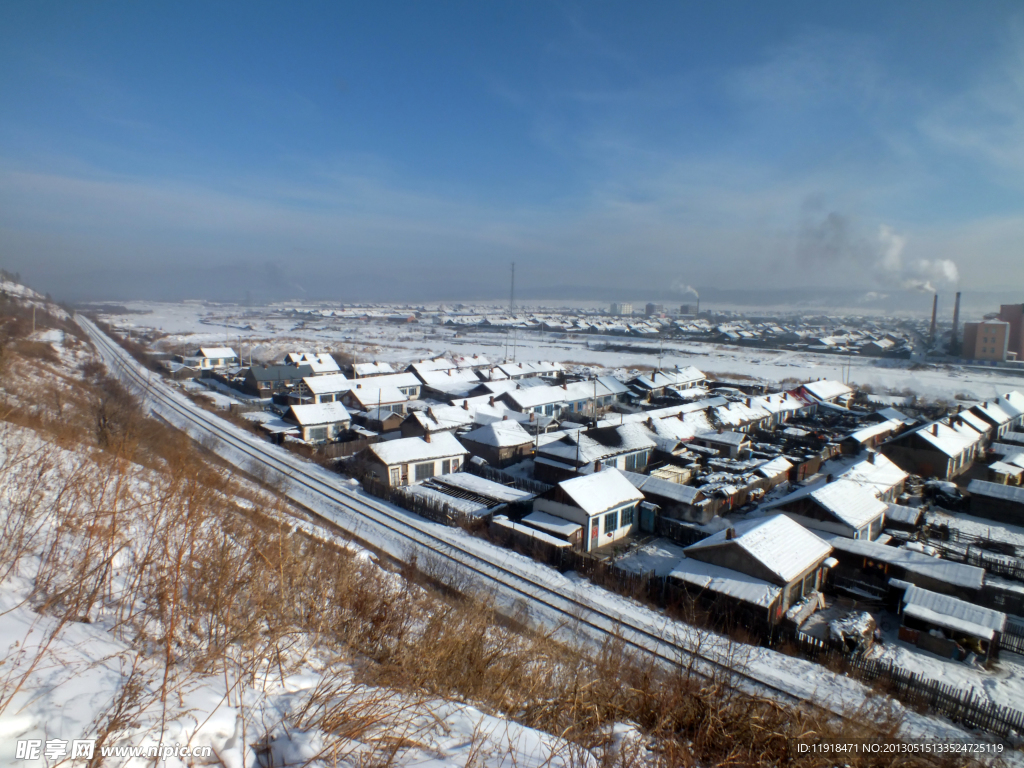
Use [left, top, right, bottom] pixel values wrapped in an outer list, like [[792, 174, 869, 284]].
[[557, 469, 644, 516], [368, 432, 468, 466], [809, 480, 890, 529], [461, 420, 533, 447], [828, 537, 986, 591], [686, 515, 831, 584], [429, 472, 535, 504], [492, 515, 573, 548], [521, 511, 582, 538], [77, 314, 1024, 750], [669, 557, 782, 609], [287, 401, 351, 426]]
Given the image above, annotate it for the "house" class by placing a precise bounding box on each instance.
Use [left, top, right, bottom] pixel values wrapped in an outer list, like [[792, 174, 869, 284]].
[[532, 469, 644, 552], [675, 515, 833, 625], [767, 479, 888, 540], [825, 537, 985, 603], [405, 472, 534, 521], [285, 352, 340, 375], [283, 402, 351, 443], [351, 361, 396, 378], [342, 385, 408, 414], [967, 480, 1024, 527], [881, 418, 985, 480], [970, 400, 1018, 440], [459, 420, 534, 467], [359, 408, 404, 434], [533, 423, 656, 483], [415, 368, 483, 400], [399, 405, 475, 438], [304, 372, 422, 404], [800, 379, 853, 407], [627, 367, 706, 400], [897, 583, 1006, 661], [242, 363, 313, 396], [822, 451, 908, 502], [690, 431, 751, 459], [621, 470, 710, 524], [361, 432, 469, 487], [301, 373, 352, 403], [189, 347, 238, 371]]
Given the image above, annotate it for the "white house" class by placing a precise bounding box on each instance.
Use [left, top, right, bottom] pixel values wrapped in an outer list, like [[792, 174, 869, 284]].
[[283, 402, 352, 443], [362, 432, 469, 487], [192, 347, 238, 370], [533, 468, 644, 552]]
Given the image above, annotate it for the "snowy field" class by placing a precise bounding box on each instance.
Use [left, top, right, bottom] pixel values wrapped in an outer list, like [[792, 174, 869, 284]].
[[97, 301, 1024, 402]]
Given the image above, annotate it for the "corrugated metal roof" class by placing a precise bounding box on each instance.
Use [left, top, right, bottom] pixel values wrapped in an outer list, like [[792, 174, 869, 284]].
[[828, 537, 985, 590], [967, 479, 1024, 504], [669, 557, 782, 609], [902, 584, 1006, 639]]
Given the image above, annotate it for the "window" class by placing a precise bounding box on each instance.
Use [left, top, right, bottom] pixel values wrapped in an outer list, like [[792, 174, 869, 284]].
[[441, 459, 451, 474], [390, 467, 401, 485], [451, 458, 459, 471], [604, 510, 619, 534], [309, 427, 328, 441], [415, 462, 435, 481], [621, 505, 635, 528], [545, 404, 554, 415]]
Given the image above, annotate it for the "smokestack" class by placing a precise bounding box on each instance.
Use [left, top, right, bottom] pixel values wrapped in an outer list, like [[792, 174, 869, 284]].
[[949, 291, 961, 355], [929, 294, 938, 345]]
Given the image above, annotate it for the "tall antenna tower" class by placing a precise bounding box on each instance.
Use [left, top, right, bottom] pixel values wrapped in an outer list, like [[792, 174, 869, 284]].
[[509, 261, 516, 315]]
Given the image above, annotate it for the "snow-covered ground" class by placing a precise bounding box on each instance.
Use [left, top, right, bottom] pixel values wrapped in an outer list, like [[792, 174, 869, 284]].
[[0, 421, 600, 768], [98, 300, 1024, 402]]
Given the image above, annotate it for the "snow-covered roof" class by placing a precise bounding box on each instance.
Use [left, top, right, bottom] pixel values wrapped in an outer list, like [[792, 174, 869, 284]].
[[846, 419, 903, 444], [909, 419, 983, 458], [352, 361, 396, 377], [808, 480, 888, 529], [902, 584, 1006, 641], [558, 468, 644, 516], [802, 379, 853, 403], [286, 352, 339, 373], [621, 470, 703, 506], [404, 485, 490, 517], [492, 515, 572, 548], [286, 401, 351, 426], [828, 537, 985, 590], [346, 385, 407, 408], [427, 472, 535, 504], [461, 420, 533, 447], [885, 502, 922, 526], [368, 433, 468, 466], [828, 453, 908, 498], [971, 400, 1015, 427], [302, 373, 352, 395], [756, 456, 793, 479], [407, 405, 475, 432], [537, 424, 656, 466], [967, 479, 1024, 504], [198, 346, 237, 358], [669, 557, 782, 609], [685, 515, 832, 584], [521, 511, 582, 538]]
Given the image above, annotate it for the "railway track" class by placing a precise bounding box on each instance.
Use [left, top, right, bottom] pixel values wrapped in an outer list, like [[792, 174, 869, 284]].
[[77, 316, 884, 720]]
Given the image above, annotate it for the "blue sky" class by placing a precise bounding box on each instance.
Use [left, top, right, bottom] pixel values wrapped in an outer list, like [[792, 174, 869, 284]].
[[1, 2, 1022, 302]]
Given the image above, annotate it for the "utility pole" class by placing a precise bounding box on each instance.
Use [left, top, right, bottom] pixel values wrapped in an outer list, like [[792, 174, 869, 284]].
[[509, 261, 515, 315]]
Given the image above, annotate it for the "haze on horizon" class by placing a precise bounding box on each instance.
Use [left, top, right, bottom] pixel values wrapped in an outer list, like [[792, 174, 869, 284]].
[[1, 2, 1023, 305]]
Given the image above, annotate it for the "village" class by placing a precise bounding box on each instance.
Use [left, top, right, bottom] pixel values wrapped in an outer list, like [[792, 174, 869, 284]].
[[100, 296, 1024, 718]]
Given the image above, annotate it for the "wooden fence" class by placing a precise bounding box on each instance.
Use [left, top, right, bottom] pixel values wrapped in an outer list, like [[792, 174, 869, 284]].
[[784, 630, 1024, 738]]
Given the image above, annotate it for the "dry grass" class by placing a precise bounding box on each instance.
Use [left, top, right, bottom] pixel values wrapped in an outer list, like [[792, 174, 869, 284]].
[[0, 303, 993, 766]]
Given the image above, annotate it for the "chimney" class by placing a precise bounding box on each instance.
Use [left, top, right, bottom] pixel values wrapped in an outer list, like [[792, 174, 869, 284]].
[[932, 424, 939, 436], [745, 398, 751, 407], [562, 381, 568, 390], [489, 396, 495, 406], [725, 527, 735, 540], [867, 451, 876, 464], [929, 294, 938, 345], [949, 291, 961, 355], [424, 432, 431, 443], [595, 460, 602, 472], [826, 473, 834, 483], [462, 400, 469, 410], [502, 414, 508, 420], [530, 412, 535, 422]]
